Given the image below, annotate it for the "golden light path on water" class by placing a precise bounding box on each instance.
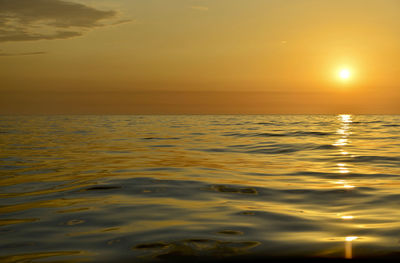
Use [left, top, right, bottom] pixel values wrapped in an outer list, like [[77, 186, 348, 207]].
[[334, 114, 357, 259]]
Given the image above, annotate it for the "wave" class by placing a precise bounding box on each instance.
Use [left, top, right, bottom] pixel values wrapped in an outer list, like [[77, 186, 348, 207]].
[[2, 115, 400, 261], [223, 131, 334, 138], [335, 155, 400, 164]]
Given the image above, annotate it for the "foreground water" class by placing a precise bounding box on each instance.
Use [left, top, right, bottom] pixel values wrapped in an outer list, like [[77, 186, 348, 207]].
[[1, 115, 400, 262]]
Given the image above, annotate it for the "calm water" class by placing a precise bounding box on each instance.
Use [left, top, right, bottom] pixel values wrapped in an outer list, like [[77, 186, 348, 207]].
[[1, 115, 400, 262]]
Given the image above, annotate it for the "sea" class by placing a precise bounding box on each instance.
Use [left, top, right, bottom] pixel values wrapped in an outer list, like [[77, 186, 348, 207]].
[[1, 115, 400, 262]]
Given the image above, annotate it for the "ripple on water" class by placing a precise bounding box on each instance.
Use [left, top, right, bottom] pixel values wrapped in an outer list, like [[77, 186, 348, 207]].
[[1, 115, 400, 261]]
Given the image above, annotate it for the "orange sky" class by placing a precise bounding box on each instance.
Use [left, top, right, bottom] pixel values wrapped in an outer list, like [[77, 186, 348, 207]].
[[1, 0, 399, 114]]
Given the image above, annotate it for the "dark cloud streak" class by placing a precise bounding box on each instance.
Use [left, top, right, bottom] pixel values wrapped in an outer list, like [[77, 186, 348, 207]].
[[0, 0, 118, 42], [0, 51, 47, 56]]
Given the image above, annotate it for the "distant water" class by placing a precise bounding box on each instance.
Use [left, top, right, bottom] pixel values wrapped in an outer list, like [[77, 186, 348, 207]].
[[1, 115, 400, 262]]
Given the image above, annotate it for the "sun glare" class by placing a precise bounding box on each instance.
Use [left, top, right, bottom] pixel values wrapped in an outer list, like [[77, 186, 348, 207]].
[[339, 68, 351, 80]]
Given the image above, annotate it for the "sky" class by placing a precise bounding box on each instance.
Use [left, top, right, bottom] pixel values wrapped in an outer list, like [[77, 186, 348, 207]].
[[1, 0, 399, 114]]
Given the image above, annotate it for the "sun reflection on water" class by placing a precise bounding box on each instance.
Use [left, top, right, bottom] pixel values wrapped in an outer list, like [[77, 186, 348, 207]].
[[345, 236, 358, 259], [333, 115, 361, 259], [337, 163, 349, 174], [334, 115, 353, 178], [333, 138, 348, 146], [341, 216, 354, 220]]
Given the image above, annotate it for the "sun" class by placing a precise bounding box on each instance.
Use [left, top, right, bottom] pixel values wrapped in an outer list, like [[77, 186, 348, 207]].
[[339, 68, 351, 80]]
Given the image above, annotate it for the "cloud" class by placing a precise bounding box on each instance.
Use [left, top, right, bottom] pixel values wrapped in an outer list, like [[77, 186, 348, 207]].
[[0, 51, 46, 56], [110, 19, 134, 26], [0, 0, 119, 42], [190, 6, 209, 11]]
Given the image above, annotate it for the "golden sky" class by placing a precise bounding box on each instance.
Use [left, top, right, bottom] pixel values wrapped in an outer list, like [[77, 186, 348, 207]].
[[1, 0, 399, 114]]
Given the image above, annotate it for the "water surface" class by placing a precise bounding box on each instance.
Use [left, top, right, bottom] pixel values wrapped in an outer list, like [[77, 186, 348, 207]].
[[1, 115, 400, 262]]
